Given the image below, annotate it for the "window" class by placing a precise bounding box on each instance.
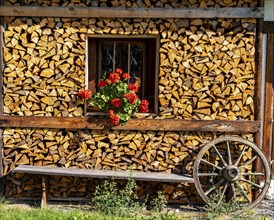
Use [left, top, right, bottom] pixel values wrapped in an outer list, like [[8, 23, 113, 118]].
[[87, 35, 159, 114]]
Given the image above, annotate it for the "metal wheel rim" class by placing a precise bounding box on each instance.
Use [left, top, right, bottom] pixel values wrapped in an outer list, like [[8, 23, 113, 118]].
[[193, 135, 271, 209]]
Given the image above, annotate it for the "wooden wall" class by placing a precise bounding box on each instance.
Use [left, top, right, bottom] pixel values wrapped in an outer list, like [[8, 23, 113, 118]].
[[1, 0, 258, 202]]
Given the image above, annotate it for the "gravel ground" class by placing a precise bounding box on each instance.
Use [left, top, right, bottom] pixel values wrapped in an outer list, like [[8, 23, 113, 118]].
[[253, 199, 274, 218], [165, 199, 274, 219]]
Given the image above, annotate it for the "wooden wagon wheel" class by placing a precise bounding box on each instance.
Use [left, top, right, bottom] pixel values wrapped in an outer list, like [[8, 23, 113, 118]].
[[193, 135, 271, 209]]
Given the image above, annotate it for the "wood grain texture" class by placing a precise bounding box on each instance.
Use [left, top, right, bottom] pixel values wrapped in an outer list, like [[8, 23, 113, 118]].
[[263, 21, 274, 33], [0, 6, 264, 18], [12, 165, 194, 183], [0, 0, 4, 195], [0, 115, 260, 132], [263, 34, 274, 162], [254, 17, 263, 152]]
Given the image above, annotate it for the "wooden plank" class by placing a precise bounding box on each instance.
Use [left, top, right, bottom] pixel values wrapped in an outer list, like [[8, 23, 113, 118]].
[[263, 21, 274, 33], [0, 115, 260, 132], [269, 34, 274, 180], [0, 6, 264, 18], [0, 0, 4, 196], [263, 34, 274, 164], [12, 165, 194, 183]]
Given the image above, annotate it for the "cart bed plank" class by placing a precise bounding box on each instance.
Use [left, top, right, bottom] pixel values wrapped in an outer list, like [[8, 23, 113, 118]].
[[12, 165, 194, 183]]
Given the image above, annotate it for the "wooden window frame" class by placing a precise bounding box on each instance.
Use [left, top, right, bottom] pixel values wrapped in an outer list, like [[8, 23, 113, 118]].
[[86, 34, 160, 116]]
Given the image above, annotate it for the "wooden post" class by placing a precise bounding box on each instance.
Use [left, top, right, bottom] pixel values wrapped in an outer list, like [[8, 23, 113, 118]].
[[253, 0, 264, 200], [254, 20, 264, 149], [0, 0, 5, 197], [41, 176, 48, 208]]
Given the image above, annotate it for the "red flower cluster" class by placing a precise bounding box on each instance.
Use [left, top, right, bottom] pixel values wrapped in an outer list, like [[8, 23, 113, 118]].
[[115, 68, 123, 74], [98, 81, 107, 88], [84, 69, 150, 126], [108, 109, 114, 116], [110, 113, 120, 125], [111, 98, 122, 108], [139, 99, 149, 113], [108, 72, 120, 83], [128, 83, 139, 93], [78, 89, 92, 100], [124, 93, 138, 104], [122, 73, 130, 80]]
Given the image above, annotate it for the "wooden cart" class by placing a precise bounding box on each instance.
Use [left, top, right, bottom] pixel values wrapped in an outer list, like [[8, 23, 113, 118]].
[[11, 134, 271, 209]]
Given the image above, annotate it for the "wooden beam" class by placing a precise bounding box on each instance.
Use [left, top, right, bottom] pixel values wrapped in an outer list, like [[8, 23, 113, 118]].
[[0, 6, 264, 18], [263, 21, 274, 33], [263, 34, 274, 163], [0, 115, 260, 133]]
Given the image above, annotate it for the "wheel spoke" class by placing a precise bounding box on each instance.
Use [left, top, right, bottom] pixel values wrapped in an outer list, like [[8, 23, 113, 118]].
[[234, 146, 247, 166], [213, 144, 227, 166], [239, 155, 258, 169], [201, 159, 223, 171], [241, 172, 265, 176], [205, 178, 225, 196], [226, 141, 232, 165], [217, 183, 228, 206], [241, 178, 263, 189], [236, 182, 251, 203], [198, 173, 222, 177]]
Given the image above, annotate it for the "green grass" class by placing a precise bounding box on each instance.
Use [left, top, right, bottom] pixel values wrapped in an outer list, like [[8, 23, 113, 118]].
[[0, 207, 128, 220], [0, 206, 181, 220]]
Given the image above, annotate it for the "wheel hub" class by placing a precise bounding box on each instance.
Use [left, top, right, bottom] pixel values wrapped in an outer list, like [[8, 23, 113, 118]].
[[223, 165, 240, 183]]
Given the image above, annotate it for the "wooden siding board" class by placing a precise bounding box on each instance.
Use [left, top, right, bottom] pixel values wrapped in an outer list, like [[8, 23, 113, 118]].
[[0, 6, 264, 18], [268, 34, 274, 179], [0, 0, 4, 195], [263, 21, 274, 33], [0, 115, 260, 132], [263, 34, 274, 164]]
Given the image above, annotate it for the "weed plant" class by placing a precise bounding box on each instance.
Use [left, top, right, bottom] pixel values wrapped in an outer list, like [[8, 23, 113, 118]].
[[91, 177, 180, 219], [91, 177, 144, 217], [205, 189, 239, 219]]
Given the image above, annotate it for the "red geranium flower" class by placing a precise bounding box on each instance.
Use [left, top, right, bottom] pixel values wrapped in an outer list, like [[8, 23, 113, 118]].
[[115, 68, 123, 74], [139, 99, 149, 112], [110, 114, 120, 125], [78, 89, 92, 100], [108, 109, 114, 116], [124, 93, 138, 104], [122, 73, 130, 80], [105, 79, 112, 85], [108, 73, 120, 83], [128, 83, 139, 93], [140, 99, 149, 106], [139, 105, 148, 113], [111, 98, 122, 108], [98, 81, 107, 88]]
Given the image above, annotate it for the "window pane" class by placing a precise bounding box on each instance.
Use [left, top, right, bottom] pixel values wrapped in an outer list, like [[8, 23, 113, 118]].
[[122, 43, 129, 73], [101, 42, 121, 75], [101, 43, 114, 74]]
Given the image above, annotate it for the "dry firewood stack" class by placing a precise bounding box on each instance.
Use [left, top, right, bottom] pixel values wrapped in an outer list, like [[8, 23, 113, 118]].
[[2, 0, 258, 202]]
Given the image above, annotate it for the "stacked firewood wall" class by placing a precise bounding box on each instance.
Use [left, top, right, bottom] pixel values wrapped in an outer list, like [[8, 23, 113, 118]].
[[2, 128, 253, 201], [2, 0, 257, 202], [3, 16, 256, 119]]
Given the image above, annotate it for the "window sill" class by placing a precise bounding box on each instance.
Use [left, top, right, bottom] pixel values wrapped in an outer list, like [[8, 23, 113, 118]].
[[85, 112, 157, 118]]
